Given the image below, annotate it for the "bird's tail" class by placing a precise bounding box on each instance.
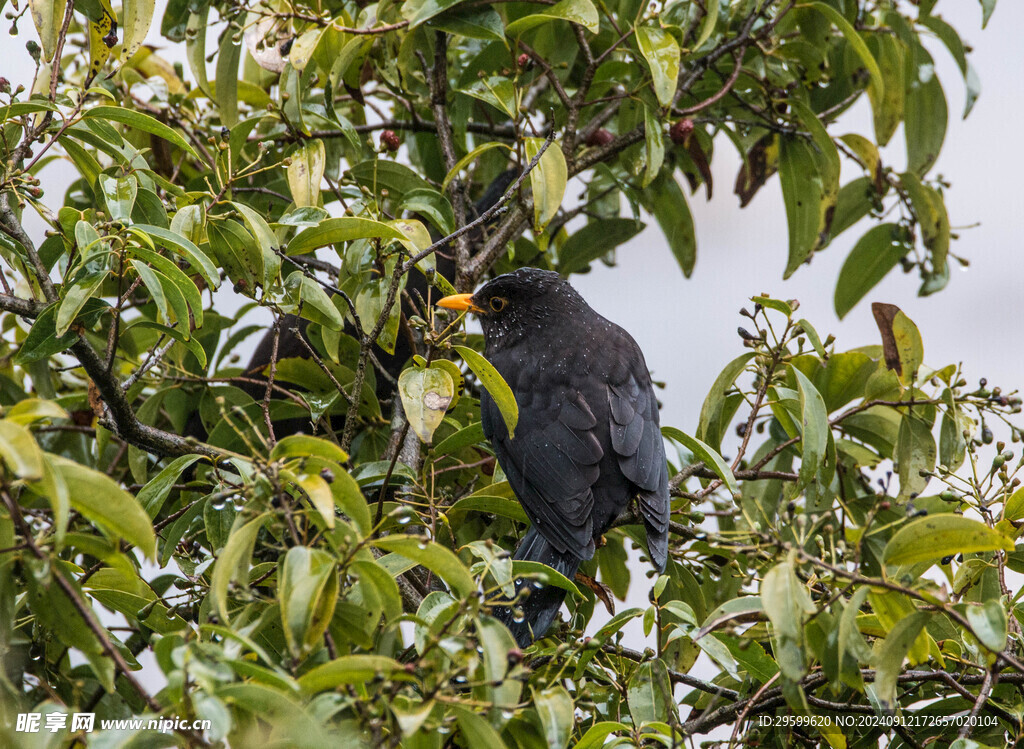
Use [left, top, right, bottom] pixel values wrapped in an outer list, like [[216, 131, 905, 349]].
[[493, 527, 581, 648]]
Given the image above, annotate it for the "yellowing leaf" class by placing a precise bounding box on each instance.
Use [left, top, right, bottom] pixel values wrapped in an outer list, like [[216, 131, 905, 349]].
[[525, 137, 566, 233], [636, 26, 680, 108], [121, 0, 156, 61], [288, 139, 326, 208], [399, 366, 455, 444], [29, 0, 66, 62]]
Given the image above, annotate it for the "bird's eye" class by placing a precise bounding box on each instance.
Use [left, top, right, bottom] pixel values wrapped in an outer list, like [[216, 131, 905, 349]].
[[489, 297, 507, 312]]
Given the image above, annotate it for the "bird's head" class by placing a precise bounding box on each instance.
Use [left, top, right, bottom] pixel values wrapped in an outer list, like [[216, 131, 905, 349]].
[[437, 267, 583, 348]]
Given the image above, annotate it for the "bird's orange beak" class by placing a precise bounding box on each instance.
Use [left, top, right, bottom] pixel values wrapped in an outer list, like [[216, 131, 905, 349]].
[[437, 293, 485, 314]]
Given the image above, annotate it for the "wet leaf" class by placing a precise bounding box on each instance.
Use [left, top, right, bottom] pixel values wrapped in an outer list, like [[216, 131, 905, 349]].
[[525, 137, 567, 233], [399, 365, 455, 444], [883, 515, 1012, 566], [636, 26, 680, 108]]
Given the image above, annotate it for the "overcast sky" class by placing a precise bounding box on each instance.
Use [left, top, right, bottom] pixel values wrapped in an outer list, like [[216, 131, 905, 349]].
[[6, 0, 1023, 727]]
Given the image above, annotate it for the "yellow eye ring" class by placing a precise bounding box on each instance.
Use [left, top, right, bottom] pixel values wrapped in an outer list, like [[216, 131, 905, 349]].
[[489, 297, 507, 312]]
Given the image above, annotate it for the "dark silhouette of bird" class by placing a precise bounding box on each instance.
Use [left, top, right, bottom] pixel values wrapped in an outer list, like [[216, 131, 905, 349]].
[[185, 171, 517, 441], [437, 268, 669, 646]]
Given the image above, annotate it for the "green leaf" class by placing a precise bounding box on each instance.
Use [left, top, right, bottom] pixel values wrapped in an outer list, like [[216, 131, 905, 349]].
[[511, 560, 583, 598], [532, 685, 574, 748], [449, 494, 529, 524], [400, 189, 456, 236], [215, 31, 241, 129], [271, 434, 349, 464], [131, 260, 171, 326], [792, 366, 828, 491], [373, 535, 476, 597], [647, 173, 696, 277], [454, 707, 506, 747], [689, 0, 719, 48], [558, 218, 645, 275], [442, 142, 511, 191], [964, 599, 1007, 652], [874, 611, 930, 709], [128, 245, 204, 329], [525, 137, 567, 233], [16, 301, 107, 365], [627, 659, 672, 726], [98, 173, 138, 223], [0, 420, 44, 480], [55, 272, 107, 337], [1004, 485, 1024, 523], [399, 365, 455, 444], [49, 455, 156, 559], [138, 454, 204, 517], [285, 271, 344, 331], [211, 513, 268, 623], [4, 398, 68, 426], [298, 655, 402, 692], [575, 722, 630, 749], [286, 217, 406, 255], [834, 224, 905, 319], [295, 471, 336, 529], [867, 33, 905, 147], [895, 415, 935, 500], [287, 139, 325, 208], [346, 160, 432, 199], [642, 104, 664, 187], [355, 276, 405, 354], [185, 6, 212, 97], [432, 421, 485, 456], [899, 173, 950, 295], [636, 26, 680, 108], [838, 587, 872, 687], [83, 107, 200, 160], [431, 6, 505, 42], [883, 515, 1013, 567], [279, 546, 339, 658], [402, 0, 467, 27], [697, 352, 754, 451], [130, 224, 219, 290], [123, 319, 207, 367], [981, 0, 996, 28], [662, 426, 738, 496], [121, 0, 156, 61], [454, 346, 518, 438], [231, 201, 281, 290], [806, 3, 884, 112], [505, 0, 599, 36], [904, 44, 947, 176], [891, 310, 924, 385], [761, 558, 813, 681], [331, 469, 372, 537], [780, 101, 840, 278]]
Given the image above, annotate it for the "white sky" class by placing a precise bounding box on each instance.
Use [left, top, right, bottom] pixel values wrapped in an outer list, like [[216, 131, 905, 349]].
[[5, 0, 1023, 733]]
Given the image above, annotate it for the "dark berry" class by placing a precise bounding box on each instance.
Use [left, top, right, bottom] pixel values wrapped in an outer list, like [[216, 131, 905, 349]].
[[585, 128, 615, 147], [380, 129, 400, 152], [669, 119, 695, 145]]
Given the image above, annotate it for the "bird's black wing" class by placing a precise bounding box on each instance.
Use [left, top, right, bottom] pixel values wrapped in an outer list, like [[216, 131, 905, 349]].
[[607, 360, 670, 571], [481, 385, 604, 560]]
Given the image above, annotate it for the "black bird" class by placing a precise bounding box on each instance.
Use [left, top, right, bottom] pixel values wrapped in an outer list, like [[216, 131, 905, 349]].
[[437, 268, 669, 646], [185, 171, 517, 441]]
